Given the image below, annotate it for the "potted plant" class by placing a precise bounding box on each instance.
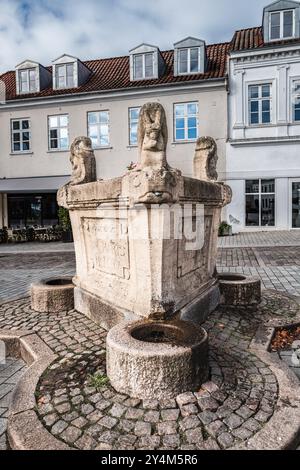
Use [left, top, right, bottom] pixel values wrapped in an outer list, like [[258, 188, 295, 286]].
[[58, 207, 73, 243], [218, 221, 233, 237]]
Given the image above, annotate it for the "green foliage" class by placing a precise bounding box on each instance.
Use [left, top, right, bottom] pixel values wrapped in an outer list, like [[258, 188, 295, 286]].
[[218, 221, 232, 237], [58, 207, 72, 232], [88, 373, 109, 390]]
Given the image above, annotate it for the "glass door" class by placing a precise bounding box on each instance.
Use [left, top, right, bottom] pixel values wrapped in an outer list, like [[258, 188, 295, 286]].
[[292, 181, 300, 228]]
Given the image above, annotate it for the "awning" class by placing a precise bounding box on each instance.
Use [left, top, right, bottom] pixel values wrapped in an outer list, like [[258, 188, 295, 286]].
[[0, 176, 70, 193]]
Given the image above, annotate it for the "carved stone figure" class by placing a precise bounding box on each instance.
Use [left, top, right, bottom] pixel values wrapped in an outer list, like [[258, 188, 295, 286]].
[[138, 102, 168, 170], [193, 136, 218, 182], [70, 136, 97, 185]]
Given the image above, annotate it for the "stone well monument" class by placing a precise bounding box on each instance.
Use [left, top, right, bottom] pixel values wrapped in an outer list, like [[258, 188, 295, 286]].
[[58, 103, 232, 331]]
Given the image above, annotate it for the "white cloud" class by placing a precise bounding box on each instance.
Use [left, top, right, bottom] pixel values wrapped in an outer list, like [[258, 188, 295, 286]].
[[0, 0, 269, 72]]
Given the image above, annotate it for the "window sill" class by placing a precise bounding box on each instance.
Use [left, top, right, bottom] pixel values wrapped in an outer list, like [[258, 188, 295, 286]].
[[171, 140, 197, 145], [93, 146, 113, 151], [9, 152, 33, 156], [47, 150, 69, 154], [127, 145, 138, 149]]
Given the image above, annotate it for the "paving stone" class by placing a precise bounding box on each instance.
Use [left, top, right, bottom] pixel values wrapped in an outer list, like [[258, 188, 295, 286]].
[[217, 432, 234, 449], [51, 420, 68, 435], [157, 421, 178, 436], [160, 409, 180, 421], [162, 434, 181, 448], [137, 436, 161, 449], [63, 411, 79, 422], [116, 434, 137, 447], [134, 421, 152, 436], [243, 418, 262, 433], [109, 403, 126, 418], [224, 414, 244, 430], [43, 413, 58, 427], [60, 425, 82, 444], [198, 410, 217, 425], [184, 427, 203, 445], [142, 399, 159, 410], [56, 402, 71, 414], [118, 419, 135, 433], [198, 396, 219, 412], [176, 392, 196, 408], [159, 398, 177, 409], [201, 381, 220, 394], [255, 410, 271, 423], [81, 403, 95, 416], [125, 407, 144, 420], [38, 403, 54, 416], [98, 416, 118, 430], [95, 399, 111, 411], [236, 406, 254, 420], [207, 420, 227, 438], [232, 427, 253, 440], [179, 416, 200, 432], [72, 417, 88, 429], [75, 433, 97, 450], [144, 410, 160, 423], [98, 430, 119, 445]]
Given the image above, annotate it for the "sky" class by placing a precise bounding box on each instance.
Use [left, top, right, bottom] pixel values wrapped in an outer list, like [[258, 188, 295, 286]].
[[0, 0, 273, 73]]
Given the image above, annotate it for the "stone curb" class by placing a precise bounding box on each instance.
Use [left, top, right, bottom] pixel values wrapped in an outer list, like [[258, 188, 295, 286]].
[[0, 328, 70, 450], [230, 302, 300, 450]]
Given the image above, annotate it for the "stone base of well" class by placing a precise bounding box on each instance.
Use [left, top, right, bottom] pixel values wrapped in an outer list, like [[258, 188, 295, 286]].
[[31, 277, 74, 313], [75, 282, 220, 331], [218, 274, 261, 306], [106, 320, 209, 400]]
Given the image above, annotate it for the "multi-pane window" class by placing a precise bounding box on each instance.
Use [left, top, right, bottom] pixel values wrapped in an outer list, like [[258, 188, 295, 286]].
[[133, 53, 154, 80], [178, 48, 200, 74], [270, 10, 295, 40], [129, 107, 141, 146], [11, 119, 31, 153], [174, 102, 198, 141], [248, 84, 272, 125], [19, 69, 37, 93], [48, 115, 69, 151], [292, 80, 300, 121], [88, 111, 110, 148], [245, 179, 275, 227], [55, 63, 74, 89]]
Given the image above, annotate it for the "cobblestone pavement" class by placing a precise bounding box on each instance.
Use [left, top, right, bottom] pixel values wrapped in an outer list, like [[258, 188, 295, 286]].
[[218, 230, 300, 248], [0, 357, 27, 450], [0, 291, 298, 450], [0, 252, 75, 303], [0, 242, 74, 254]]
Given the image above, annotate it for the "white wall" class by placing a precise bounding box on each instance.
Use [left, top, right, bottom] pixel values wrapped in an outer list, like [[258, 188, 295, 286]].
[[0, 85, 227, 182], [224, 45, 300, 232]]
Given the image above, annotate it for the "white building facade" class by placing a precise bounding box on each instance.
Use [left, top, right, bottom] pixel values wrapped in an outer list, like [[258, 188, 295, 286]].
[[224, 0, 300, 232]]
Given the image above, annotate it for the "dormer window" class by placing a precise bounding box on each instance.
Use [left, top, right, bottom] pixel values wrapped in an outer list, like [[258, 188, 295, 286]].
[[263, 1, 300, 43], [15, 60, 51, 95], [19, 68, 37, 93], [178, 48, 201, 75], [270, 9, 295, 39], [174, 38, 206, 77], [133, 53, 154, 80], [55, 63, 75, 89], [52, 54, 91, 91], [129, 44, 165, 81]]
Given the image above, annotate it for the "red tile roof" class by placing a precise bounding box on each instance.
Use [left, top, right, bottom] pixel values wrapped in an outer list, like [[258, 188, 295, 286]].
[[230, 26, 300, 51], [0, 43, 230, 102]]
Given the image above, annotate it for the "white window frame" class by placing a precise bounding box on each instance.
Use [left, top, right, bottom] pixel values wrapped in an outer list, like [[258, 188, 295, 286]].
[[133, 53, 155, 80], [174, 102, 199, 142], [11, 118, 31, 153], [18, 68, 37, 94], [178, 47, 201, 75], [87, 111, 110, 148], [128, 107, 141, 146], [245, 179, 276, 228], [55, 63, 75, 89], [248, 83, 272, 126], [291, 79, 300, 122], [269, 9, 295, 41], [48, 115, 69, 151]]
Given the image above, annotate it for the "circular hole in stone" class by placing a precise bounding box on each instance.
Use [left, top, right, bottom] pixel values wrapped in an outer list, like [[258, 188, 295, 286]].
[[218, 274, 247, 282], [131, 321, 205, 347], [45, 279, 73, 286]]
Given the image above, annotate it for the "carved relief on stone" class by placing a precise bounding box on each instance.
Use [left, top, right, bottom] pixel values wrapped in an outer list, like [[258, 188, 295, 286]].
[[193, 136, 218, 182], [70, 136, 97, 185], [138, 102, 168, 170]]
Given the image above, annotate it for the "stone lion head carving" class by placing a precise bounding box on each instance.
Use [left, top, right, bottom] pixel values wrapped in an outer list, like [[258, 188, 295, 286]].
[[138, 102, 168, 169], [70, 136, 96, 185], [193, 136, 218, 182]]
